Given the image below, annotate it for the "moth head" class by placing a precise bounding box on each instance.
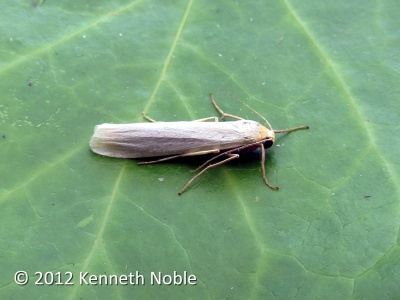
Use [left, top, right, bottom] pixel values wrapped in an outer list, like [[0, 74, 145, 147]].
[[260, 125, 275, 149]]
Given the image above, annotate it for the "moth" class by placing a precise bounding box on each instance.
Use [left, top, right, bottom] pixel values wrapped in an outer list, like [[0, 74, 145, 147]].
[[90, 93, 309, 195]]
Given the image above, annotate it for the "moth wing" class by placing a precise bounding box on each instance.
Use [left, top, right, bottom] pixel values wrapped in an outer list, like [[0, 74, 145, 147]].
[[90, 121, 263, 158]]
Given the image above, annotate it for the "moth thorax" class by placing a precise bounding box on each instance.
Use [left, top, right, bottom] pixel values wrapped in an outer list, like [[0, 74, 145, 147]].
[[259, 125, 275, 143]]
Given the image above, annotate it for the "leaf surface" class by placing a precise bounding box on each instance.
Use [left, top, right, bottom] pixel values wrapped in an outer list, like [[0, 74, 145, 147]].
[[1, 0, 399, 299]]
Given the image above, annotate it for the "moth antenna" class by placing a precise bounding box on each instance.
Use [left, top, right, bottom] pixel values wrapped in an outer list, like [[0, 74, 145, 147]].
[[235, 99, 274, 131]]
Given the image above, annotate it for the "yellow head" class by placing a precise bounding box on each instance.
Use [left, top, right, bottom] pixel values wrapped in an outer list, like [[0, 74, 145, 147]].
[[259, 124, 275, 149]]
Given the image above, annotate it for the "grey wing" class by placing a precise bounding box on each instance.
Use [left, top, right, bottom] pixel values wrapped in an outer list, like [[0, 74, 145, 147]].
[[89, 121, 261, 158]]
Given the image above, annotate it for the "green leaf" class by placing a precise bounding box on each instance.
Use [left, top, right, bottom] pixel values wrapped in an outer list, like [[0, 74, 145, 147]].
[[1, 0, 399, 299]]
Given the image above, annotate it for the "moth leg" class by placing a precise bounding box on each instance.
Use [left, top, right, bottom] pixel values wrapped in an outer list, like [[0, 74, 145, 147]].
[[138, 154, 184, 165], [192, 138, 272, 172], [260, 143, 279, 190], [182, 149, 220, 156], [142, 114, 218, 123], [209, 93, 244, 120], [141, 113, 156, 123], [138, 149, 220, 165], [178, 153, 240, 195], [191, 116, 219, 122]]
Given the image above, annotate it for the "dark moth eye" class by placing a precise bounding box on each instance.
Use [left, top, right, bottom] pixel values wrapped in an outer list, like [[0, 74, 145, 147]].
[[263, 139, 273, 149]]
